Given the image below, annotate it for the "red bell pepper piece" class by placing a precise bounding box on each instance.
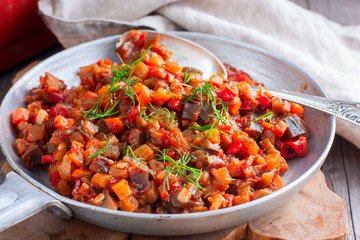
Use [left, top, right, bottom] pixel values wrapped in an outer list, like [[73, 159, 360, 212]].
[[285, 136, 309, 157], [42, 155, 55, 165], [256, 94, 272, 110]]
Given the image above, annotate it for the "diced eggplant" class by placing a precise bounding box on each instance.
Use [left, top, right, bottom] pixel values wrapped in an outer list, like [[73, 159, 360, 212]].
[[89, 156, 110, 174], [261, 130, 276, 145], [284, 114, 308, 138], [199, 104, 214, 124], [246, 122, 263, 140], [46, 142, 57, 154], [130, 169, 150, 193], [128, 128, 146, 146], [22, 144, 42, 169], [182, 103, 201, 121]]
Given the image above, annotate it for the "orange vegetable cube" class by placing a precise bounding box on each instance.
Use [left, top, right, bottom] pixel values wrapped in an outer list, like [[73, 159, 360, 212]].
[[91, 173, 110, 188], [208, 193, 225, 210], [290, 102, 304, 117], [209, 74, 224, 87], [104, 117, 124, 134], [147, 54, 165, 67], [237, 82, 254, 100], [273, 120, 288, 138], [11, 108, 30, 125], [72, 169, 93, 178], [112, 179, 132, 200], [54, 115, 76, 130], [138, 89, 152, 106], [133, 61, 149, 80], [151, 87, 171, 105], [228, 97, 241, 115], [119, 196, 139, 212], [204, 128, 220, 144], [212, 167, 231, 191], [165, 62, 182, 75], [44, 72, 64, 93], [266, 153, 281, 171]]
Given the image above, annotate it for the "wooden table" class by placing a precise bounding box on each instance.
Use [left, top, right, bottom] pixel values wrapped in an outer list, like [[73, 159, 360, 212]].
[[0, 1, 359, 239]]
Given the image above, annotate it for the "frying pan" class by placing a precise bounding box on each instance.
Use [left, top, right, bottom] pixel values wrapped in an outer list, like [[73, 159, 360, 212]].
[[0, 32, 335, 236]]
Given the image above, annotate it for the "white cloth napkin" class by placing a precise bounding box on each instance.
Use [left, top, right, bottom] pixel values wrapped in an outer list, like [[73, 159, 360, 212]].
[[38, 0, 360, 148]]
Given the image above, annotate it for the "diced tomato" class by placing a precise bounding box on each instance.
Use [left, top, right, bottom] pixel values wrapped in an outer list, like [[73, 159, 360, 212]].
[[70, 141, 84, 153], [50, 105, 68, 117], [239, 98, 251, 110], [167, 98, 183, 111], [126, 107, 139, 125], [135, 32, 146, 48], [284, 136, 309, 157], [42, 155, 55, 164], [96, 59, 112, 66], [276, 140, 295, 159], [217, 86, 237, 101], [226, 138, 243, 154], [257, 95, 272, 110], [161, 130, 171, 148], [49, 92, 65, 103], [11, 108, 30, 125]]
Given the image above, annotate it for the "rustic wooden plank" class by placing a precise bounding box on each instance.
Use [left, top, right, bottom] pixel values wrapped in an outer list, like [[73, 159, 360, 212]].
[[341, 138, 360, 240], [321, 136, 355, 240], [308, 0, 360, 25]]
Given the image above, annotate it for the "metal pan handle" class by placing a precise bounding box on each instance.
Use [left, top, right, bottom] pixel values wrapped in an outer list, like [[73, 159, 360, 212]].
[[0, 171, 72, 231]]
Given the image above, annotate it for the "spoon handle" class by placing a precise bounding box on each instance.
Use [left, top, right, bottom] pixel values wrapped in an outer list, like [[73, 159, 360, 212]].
[[264, 88, 360, 126]]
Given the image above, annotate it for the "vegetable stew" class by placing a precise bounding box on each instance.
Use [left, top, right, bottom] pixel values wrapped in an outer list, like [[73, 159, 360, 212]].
[[11, 30, 310, 213]]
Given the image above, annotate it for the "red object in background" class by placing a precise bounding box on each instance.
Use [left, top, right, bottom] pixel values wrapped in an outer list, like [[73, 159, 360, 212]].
[[0, 0, 59, 71]]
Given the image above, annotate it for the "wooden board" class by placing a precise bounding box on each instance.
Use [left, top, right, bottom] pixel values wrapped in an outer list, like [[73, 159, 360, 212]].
[[0, 160, 346, 240]]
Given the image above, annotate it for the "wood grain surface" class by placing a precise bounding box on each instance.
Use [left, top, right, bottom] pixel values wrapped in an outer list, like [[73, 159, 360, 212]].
[[0, 1, 359, 239]]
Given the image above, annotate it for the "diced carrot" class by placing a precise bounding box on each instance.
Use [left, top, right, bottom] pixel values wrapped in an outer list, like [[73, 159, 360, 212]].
[[112, 179, 132, 200], [151, 68, 167, 79], [68, 152, 84, 167], [204, 128, 220, 144], [226, 158, 242, 178], [266, 153, 281, 171], [132, 83, 145, 95], [72, 169, 93, 178], [165, 62, 182, 75], [151, 88, 171, 105], [261, 120, 273, 131], [209, 75, 224, 87], [228, 97, 241, 115], [91, 173, 111, 188], [272, 175, 284, 189], [11, 108, 30, 125], [147, 53, 165, 67], [211, 167, 231, 191], [138, 89, 152, 106], [273, 120, 288, 138], [70, 141, 84, 153], [104, 117, 124, 134], [54, 115, 76, 130], [133, 61, 149, 80], [290, 102, 304, 117]]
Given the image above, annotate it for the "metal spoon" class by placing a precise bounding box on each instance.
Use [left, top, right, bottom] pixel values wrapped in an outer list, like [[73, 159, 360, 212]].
[[116, 30, 360, 127]]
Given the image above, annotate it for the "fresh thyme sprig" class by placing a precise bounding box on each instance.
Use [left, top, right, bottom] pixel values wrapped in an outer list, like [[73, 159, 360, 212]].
[[155, 148, 204, 191]]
